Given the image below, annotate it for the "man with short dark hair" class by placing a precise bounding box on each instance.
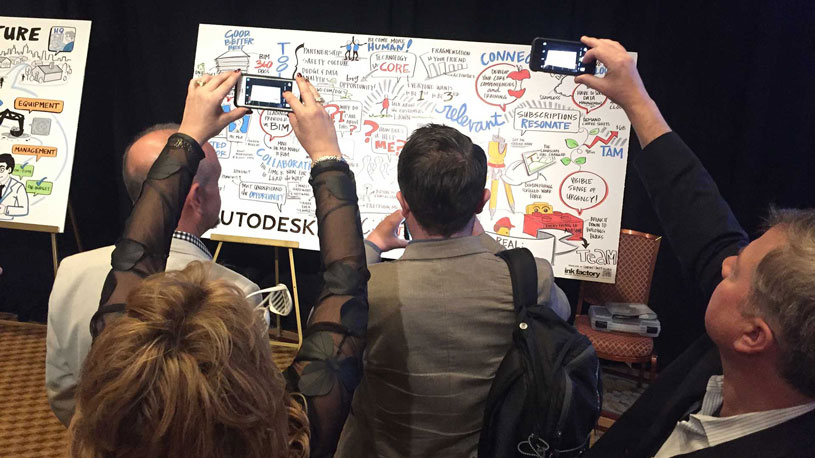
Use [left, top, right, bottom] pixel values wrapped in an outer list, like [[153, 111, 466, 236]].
[[575, 37, 815, 457], [336, 124, 570, 457], [0, 152, 30, 219], [45, 125, 260, 426]]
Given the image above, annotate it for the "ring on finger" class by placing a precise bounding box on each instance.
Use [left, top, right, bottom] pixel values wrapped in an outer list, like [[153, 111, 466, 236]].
[[196, 79, 207, 87], [315, 96, 326, 104]]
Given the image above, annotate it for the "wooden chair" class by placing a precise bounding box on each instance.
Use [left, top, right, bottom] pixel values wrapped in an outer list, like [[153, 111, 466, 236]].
[[574, 229, 662, 388]]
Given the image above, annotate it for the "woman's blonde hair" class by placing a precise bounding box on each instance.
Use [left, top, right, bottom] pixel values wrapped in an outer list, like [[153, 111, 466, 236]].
[[69, 262, 308, 458]]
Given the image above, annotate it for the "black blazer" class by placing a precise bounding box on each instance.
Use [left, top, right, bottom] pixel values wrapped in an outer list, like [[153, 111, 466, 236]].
[[585, 133, 815, 457]]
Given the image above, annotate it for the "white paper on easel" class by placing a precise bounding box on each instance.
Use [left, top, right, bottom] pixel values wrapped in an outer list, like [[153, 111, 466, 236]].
[[194, 24, 634, 282], [0, 17, 91, 232]]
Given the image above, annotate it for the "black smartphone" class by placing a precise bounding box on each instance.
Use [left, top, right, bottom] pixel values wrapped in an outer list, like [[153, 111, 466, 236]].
[[402, 219, 411, 241], [234, 74, 300, 111], [529, 38, 596, 75]]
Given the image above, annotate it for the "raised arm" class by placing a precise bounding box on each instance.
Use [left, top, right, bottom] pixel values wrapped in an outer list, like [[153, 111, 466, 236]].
[[90, 71, 249, 338], [575, 37, 747, 300], [282, 76, 370, 457]]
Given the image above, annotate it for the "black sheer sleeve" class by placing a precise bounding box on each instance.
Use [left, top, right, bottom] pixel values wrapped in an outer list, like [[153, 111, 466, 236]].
[[285, 159, 369, 457], [90, 134, 205, 338]]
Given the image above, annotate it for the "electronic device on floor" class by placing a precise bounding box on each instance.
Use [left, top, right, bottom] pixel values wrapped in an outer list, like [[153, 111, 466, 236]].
[[588, 304, 661, 337]]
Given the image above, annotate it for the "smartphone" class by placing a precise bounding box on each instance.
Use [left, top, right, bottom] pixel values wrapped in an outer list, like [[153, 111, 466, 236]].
[[529, 38, 596, 75], [402, 219, 411, 241], [234, 74, 299, 111]]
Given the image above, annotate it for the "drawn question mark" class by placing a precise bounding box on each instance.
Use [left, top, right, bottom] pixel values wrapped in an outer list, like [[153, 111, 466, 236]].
[[363, 120, 379, 143]]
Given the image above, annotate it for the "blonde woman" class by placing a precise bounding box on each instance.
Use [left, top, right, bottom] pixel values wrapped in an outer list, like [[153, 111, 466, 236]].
[[70, 73, 368, 457]]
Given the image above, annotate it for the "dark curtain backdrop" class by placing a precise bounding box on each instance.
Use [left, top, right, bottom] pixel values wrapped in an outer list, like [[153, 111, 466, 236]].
[[1, 0, 812, 366]]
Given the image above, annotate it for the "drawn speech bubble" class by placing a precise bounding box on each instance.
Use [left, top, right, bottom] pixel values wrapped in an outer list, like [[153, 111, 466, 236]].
[[14, 98, 64, 113], [26, 179, 53, 195], [571, 84, 608, 114], [370, 124, 407, 155], [369, 52, 417, 78], [258, 110, 293, 142], [559, 170, 608, 216], [476, 63, 525, 112], [514, 107, 580, 135], [12, 163, 34, 178], [12, 145, 58, 161], [239, 182, 287, 211], [326, 101, 362, 134]]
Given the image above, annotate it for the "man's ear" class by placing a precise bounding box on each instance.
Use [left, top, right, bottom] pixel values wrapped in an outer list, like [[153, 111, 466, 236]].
[[474, 188, 491, 214], [734, 316, 775, 355], [396, 191, 410, 217], [186, 182, 203, 212]]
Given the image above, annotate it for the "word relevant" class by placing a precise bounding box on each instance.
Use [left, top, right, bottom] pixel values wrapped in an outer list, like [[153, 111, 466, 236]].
[[220, 211, 316, 234], [435, 103, 505, 133]]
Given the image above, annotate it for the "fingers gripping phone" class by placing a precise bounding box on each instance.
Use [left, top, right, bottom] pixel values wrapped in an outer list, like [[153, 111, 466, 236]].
[[234, 74, 300, 111], [530, 38, 596, 76]]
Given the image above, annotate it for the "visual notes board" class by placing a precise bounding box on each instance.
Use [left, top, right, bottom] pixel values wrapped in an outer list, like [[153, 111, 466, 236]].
[[0, 17, 91, 233], [194, 24, 635, 282]]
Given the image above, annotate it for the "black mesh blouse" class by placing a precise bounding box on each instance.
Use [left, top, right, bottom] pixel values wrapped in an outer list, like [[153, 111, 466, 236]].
[[90, 133, 369, 457]]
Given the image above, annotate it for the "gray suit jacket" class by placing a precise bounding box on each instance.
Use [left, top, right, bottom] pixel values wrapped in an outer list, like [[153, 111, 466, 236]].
[[337, 233, 569, 457], [45, 238, 260, 426]]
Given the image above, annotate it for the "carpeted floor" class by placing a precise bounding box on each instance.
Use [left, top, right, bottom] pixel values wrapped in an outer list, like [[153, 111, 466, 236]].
[[0, 320, 69, 457]]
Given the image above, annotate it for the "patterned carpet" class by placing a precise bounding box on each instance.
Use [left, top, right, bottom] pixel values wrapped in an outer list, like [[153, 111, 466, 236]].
[[602, 371, 648, 415], [0, 320, 69, 457]]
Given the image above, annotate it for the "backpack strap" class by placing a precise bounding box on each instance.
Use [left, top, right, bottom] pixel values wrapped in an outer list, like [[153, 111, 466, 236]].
[[496, 248, 538, 312]]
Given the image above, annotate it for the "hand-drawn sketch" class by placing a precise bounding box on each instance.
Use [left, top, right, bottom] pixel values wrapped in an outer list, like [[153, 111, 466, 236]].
[[194, 25, 635, 282], [0, 17, 91, 232]]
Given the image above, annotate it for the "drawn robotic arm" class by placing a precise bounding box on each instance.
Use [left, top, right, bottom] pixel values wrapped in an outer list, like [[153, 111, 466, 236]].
[[0, 109, 24, 137]]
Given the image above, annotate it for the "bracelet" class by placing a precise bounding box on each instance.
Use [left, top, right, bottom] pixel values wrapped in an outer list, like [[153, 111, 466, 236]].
[[312, 155, 345, 166]]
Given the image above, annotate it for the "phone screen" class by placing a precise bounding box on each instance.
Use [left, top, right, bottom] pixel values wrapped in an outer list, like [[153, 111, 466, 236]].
[[237, 76, 296, 111], [530, 38, 595, 75]]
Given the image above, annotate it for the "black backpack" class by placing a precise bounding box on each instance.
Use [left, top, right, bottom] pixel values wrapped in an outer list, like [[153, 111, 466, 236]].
[[479, 248, 602, 458]]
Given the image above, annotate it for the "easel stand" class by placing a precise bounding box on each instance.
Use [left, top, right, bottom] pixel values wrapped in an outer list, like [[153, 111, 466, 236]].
[[210, 234, 303, 350], [0, 220, 61, 276], [0, 200, 83, 277]]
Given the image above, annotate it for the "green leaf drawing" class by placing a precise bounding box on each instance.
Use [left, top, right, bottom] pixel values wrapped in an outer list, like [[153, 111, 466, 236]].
[[589, 128, 599, 135], [565, 138, 579, 149], [561, 157, 572, 166], [575, 157, 587, 165]]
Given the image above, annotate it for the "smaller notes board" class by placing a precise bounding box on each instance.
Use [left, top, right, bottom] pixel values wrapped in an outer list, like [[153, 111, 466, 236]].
[[194, 24, 635, 282], [0, 17, 91, 232]]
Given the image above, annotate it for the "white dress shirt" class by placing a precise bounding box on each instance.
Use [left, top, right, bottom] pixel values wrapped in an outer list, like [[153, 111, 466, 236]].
[[45, 235, 260, 426], [654, 375, 815, 457]]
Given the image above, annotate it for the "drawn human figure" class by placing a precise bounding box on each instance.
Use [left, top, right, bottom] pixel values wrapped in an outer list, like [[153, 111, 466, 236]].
[[487, 131, 515, 217], [352, 37, 366, 61], [0, 77, 4, 88], [0, 153, 30, 220], [62, 30, 76, 52], [342, 40, 352, 60], [379, 95, 390, 115]]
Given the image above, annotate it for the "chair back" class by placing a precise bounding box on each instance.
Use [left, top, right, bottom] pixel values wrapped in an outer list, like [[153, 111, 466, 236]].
[[577, 229, 662, 315]]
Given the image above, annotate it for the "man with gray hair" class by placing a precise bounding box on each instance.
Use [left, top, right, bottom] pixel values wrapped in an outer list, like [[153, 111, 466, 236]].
[[576, 37, 815, 457], [45, 124, 260, 426]]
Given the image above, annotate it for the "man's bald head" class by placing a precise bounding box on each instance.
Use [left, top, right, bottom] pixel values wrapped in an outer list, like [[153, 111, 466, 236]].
[[123, 123, 180, 203]]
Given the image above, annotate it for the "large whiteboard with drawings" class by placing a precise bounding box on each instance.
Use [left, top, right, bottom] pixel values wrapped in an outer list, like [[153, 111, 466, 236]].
[[0, 17, 91, 233], [194, 24, 635, 283]]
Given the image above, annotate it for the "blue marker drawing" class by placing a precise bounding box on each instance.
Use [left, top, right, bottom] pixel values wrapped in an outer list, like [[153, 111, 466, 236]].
[[37, 176, 47, 186]]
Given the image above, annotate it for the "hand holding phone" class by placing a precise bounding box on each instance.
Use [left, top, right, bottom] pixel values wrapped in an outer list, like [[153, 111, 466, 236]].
[[530, 38, 596, 76]]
